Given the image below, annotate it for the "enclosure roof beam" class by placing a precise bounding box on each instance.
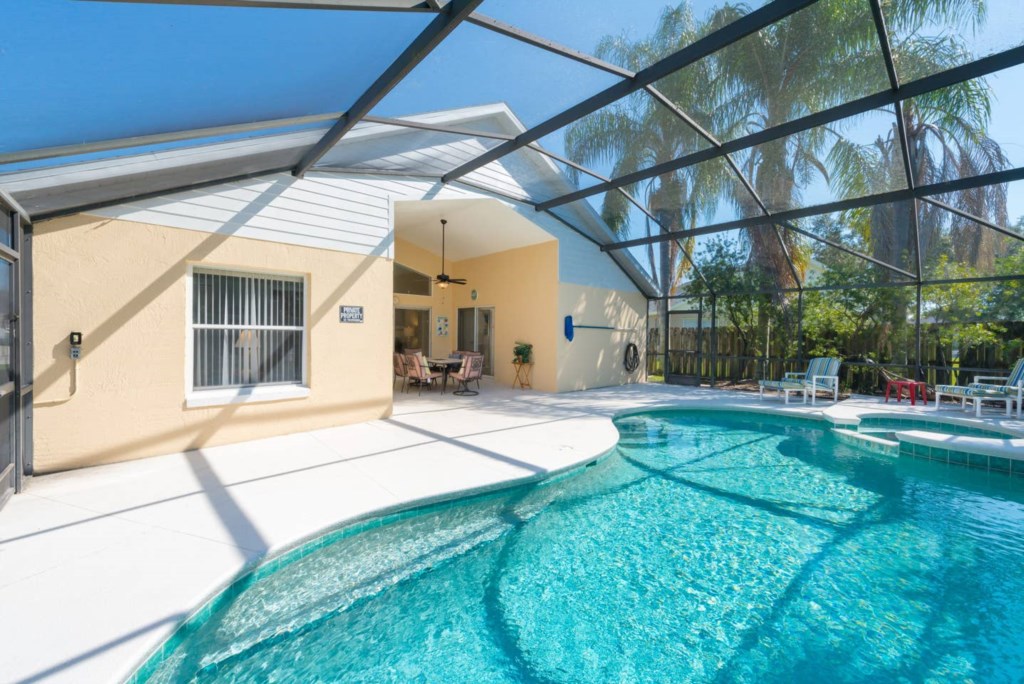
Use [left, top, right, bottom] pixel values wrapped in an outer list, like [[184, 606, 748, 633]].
[[294, 0, 483, 176], [778, 220, 917, 280], [868, 0, 900, 91], [538, 44, 1024, 211], [869, 0, 924, 284], [707, 272, 1023, 298], [312, 166, 444, 179], [524, 145, 712, 294], [441, 0, 819, 183], [78, 0, 443, 11], [0, 188, 31, 225], [467, 13, 635, 79], [920, 197, 1024, 243], [618, 192, 716, 296], [601, 166, 1024, 251], [361, 115, 514, 141], [0, 112, 340, 166]]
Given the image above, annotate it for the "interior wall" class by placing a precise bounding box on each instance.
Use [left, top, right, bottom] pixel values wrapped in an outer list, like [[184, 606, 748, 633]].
[[393, 237, 559, 391], [392, 238, 454, 357], [32, 214, 392, 473], [557, 283, 647, 392]]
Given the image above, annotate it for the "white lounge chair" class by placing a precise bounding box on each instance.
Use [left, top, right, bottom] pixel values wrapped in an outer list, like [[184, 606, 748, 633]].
[[935, 358, 1023, 418], [759, 357, 841, 405]]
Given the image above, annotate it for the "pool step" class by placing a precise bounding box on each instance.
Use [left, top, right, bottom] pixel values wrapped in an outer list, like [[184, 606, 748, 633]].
[[181, 507, 540, 680]]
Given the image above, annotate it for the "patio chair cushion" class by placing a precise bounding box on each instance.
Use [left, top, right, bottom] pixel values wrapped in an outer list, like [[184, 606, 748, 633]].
[[449, 355, 471, 381], [803, 357, 841, 383], [935, 384, 1006, 398], [970, 383, 1021, 396], [968, 359, 1024, 394], [759, 379, 805, 390], [1008, 358, 1024, 386]]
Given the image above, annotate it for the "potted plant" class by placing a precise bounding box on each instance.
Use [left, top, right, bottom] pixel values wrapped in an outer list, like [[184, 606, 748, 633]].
[[513, 341, 533, 364]]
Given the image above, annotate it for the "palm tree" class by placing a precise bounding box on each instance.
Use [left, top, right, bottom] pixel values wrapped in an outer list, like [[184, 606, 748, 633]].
[[701, 0, 890, 290], [831, 0, 1008, 277], [564, 4, 728, 296]]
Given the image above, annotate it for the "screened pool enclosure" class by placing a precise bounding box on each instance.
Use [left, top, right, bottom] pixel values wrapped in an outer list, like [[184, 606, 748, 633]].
[[3, 0, 1023, 395]]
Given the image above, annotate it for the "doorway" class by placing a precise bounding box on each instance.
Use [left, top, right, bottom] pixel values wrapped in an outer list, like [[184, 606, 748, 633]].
[[457, 307, 494, 376], [0, 203, 29, 511], [666, 305, 703, 386]]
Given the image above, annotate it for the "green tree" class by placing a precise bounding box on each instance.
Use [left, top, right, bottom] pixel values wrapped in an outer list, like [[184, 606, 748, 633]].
[[564, 4, 729, 295]]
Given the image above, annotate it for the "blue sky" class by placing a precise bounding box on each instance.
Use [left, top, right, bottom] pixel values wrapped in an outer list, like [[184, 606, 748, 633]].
[[2, 0, 1022, 223]]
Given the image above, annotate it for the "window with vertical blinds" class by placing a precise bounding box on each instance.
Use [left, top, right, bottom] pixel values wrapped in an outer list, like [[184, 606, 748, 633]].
[[191, 269, 305, 390]]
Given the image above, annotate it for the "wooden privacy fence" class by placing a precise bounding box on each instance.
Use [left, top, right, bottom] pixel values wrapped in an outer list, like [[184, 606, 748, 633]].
[[648, 321, 1022, 394]]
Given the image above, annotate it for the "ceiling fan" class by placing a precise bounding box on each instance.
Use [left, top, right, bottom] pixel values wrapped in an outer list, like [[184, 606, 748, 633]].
[[434, 219, 466, 289]]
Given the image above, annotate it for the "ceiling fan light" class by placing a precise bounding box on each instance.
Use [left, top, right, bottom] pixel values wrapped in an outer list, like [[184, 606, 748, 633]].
[[437, 281, 448, 289]]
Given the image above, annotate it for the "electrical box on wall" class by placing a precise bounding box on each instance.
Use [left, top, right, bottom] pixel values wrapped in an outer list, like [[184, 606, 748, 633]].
[[69, 331, 82, 360]]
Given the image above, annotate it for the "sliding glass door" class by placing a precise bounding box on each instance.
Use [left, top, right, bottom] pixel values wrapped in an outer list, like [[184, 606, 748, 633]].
[[0, 204, 27, 511], [457, 307, 494, 376]]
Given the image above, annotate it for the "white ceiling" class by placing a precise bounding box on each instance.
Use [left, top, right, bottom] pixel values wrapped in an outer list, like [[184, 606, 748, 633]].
[[394, 198, 555, 262]]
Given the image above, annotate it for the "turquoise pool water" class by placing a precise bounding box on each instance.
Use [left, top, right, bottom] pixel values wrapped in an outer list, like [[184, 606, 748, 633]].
[[141, 411, 1024, 683]]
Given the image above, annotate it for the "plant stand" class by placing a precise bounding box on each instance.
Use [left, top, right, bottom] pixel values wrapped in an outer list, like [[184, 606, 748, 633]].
[[512, 361, 533, 389]]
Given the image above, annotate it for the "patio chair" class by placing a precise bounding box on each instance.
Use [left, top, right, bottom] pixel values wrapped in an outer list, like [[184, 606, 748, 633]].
[[392, 352, 408, 392], [451, 354, 485, 396], [457, 351, 484, 390], [404, 352, 442, 396], [759, 357, 841, 405], [935, 358, 1023, 418]]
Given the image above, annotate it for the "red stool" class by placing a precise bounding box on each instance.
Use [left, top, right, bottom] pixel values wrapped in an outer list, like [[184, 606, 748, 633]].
[[885, 379, 927, 405]]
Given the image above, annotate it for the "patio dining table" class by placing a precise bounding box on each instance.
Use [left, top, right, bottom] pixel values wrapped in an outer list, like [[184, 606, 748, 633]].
[[427, 357, 463, 394]]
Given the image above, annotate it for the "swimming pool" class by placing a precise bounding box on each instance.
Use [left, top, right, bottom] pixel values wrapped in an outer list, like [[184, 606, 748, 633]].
[[137, 410, 1024, 683]]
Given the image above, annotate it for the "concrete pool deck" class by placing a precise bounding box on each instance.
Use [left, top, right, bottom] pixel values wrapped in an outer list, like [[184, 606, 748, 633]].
[[2, 383, 1022, 684]]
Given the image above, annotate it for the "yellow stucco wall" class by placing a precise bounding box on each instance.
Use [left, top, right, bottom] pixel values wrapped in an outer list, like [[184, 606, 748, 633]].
[[32, 214, 392, 473], [557, 283, 647, 392], [394, 237, 559, 391]]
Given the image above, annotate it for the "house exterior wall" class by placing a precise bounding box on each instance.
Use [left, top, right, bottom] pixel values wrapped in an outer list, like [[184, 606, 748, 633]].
[[32, 214, 393, 473], [89, 171, 639, 293], [557, 283, 647, 392], [34, 160, 644, 472]]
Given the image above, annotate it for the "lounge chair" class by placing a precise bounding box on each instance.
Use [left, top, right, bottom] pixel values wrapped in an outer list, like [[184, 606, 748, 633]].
[[759, 357, 841, 405], [935, 358, 1023, 418]]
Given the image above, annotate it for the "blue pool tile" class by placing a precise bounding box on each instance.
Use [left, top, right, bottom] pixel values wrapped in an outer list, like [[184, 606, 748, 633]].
[[990, 457, 1011, 473]]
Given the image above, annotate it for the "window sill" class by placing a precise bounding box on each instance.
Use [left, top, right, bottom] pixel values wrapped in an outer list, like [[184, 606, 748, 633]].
[[186, 385, 310, 409]]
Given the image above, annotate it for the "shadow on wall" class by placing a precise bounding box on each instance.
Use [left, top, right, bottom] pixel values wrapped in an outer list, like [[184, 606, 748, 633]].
[[33, 177, 393, 471]]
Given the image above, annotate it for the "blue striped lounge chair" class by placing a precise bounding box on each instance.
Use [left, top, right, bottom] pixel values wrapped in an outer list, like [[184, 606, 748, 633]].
[[935, 358, 1023, 418], [759, 357, 841, 405]]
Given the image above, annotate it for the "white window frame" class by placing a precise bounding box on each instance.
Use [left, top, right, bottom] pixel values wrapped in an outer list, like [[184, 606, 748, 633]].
[[185, 264, 310, 408]]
